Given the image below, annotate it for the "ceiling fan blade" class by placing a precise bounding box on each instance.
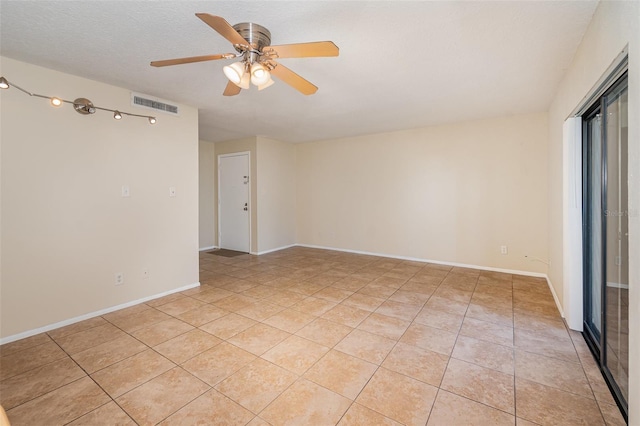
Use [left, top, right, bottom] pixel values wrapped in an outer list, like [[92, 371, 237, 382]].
[[264, 41, 339, 58], [223, 81, 242, 96], [270, 62, 318, 95], [150, 54, 232, 67], [196, 13, 248, 47]]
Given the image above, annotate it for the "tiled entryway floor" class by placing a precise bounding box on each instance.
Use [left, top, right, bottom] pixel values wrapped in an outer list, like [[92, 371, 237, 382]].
[[0, 247, 627, 425]]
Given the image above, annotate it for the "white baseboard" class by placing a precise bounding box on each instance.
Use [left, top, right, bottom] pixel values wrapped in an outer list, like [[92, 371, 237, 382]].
[[0, 282, 201, 345], [253, 244, 297, 256], [199, 245, 217, 252]]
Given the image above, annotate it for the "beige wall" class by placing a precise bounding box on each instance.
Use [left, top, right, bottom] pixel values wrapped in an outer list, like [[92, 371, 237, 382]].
[[547, 1, 639, 422], [256, 137, 296, 253], [198, 140, 216, 250], [296, 113, 548, 274], [0, 57, 199, 339], [214, 137, 258, 253]]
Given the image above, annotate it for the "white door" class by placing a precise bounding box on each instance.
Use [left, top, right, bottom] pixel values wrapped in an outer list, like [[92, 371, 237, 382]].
[[218, 153, 250, 252]]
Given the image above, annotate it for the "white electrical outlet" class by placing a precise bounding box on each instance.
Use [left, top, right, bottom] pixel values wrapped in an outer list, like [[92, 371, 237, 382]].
[[169, 187, 176, 197], [143, 268, 149, 279], [115, 273, 124, 285], [121, 185, 130, 197], [500, 245, 508, 255]]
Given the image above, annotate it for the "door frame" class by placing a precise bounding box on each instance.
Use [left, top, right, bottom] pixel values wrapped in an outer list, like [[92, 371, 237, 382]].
[[217, 151, 251, 253]]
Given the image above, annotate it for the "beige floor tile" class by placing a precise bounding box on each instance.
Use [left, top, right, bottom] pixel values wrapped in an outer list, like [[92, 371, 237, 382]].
[[131, 317, 194, 346], [260, 378, 351, 426], [213, 294, 260, 312], [263, 308, 316, 333], [356, 367, 437, 426], [335, 329, 396, 364], [400, 323, 458, 355], [6, 376, 110, 425], [374, 300, 422, 321], [215, 358, 297, 413], [514, 328, 578, 363], [597, 400, 626, 426], [388, 289, 431, 306], [246, 416, 272, 426], [381, 342, 449, 387], [47, 317, 108, 341], [90, 349, 175, 397], [413, 308, 464, 333], [227, 323, 291, 356], [67, 401, 136, 425], [0, 357, 85, 409], [101, 304, 152, 323], [372, 276, 407, 289], [466, 303, 514, 327], [54, 323, 127, 355], [182, 341, 257, 386], [0, 333, 52, 357], [357, 282, 397, 298], [0, 340, 68, 380], [400, 279, 440, 295], [291, 296, 337, 316], [116, 367, 210, 424], [515, 350, 592, 397], [441, 358, 515, 414], [107, 308, 171, 333], [322, 304, 371, 327], [262, 335, 329, 374], [341, 293, 385, 312], [337, 402, 402, 425], [424, 295, 470, 316], [314, 287, 355, 303], [174, 304, 228, 327], [295, 318, 354, 347], [460, 317, 514, 347], [516, 417, 540, 426], [452, 335, 514, 375], [145, 292, 187, 308], [236, 301, 285, 321], [154, 329, 222, 364], [427, 390, 515, 426], [357, 312, 410, 340], [159, 389, 254, 425], [304, 349, 377, 399], [190, 287, 235, 303], [332, 277, 371, 292], [264, 290, 307, 307], [69, 401, 136, 426], [198, 312, 257, 340], [515, 378, 605, 425], [71, 334, 147, 374], [242, 283, 279, 298]]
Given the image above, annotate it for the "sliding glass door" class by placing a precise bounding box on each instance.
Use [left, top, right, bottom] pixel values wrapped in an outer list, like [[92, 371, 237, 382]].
[[582, 72, 628, 420]]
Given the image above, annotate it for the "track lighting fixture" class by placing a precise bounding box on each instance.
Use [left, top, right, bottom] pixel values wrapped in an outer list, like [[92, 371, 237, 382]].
[[0, 76, 157, 124]]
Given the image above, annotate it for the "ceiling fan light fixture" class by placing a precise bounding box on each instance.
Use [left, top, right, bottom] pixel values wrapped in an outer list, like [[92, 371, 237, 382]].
[[250, 63, 271, 86], [223, 61, 245, 86], [257, 77, 275, 91]]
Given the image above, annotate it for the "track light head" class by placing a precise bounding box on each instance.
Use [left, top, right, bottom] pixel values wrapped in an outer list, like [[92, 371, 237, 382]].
[[149, 117, 157, 124], [114, 110, 122, 120], [73, 98, 95, 115], [50, 97, 62, 107], [0, 77, 9, 89]]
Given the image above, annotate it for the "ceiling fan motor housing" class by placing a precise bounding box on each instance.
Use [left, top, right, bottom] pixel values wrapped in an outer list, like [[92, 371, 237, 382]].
[[232, 22, 271, 52]]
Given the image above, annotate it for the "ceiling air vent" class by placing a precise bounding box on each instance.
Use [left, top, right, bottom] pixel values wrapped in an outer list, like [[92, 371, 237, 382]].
[[131, 92, 179, 116]]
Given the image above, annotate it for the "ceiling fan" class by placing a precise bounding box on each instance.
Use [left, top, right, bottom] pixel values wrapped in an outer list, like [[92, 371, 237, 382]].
[[150, 13, 339, 96]]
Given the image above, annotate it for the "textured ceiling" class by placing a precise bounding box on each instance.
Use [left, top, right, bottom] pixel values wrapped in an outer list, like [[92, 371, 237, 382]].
[[0, 1, 598, 143]]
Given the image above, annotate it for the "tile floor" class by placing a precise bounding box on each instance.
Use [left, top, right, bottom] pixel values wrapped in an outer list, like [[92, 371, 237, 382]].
[[0, 247, 627, 425]]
